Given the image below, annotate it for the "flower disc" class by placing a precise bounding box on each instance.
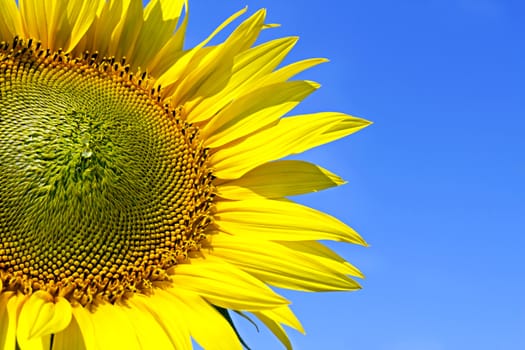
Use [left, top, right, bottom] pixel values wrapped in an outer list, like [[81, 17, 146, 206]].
[[0, 39, 214, 306]]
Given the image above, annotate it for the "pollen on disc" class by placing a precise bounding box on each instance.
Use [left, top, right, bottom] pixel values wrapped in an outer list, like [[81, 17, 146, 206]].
[[0, 38, 214, 306]]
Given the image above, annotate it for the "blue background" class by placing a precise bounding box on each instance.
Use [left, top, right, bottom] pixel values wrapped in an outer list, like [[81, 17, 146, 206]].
[[159, 1, 525, 349]]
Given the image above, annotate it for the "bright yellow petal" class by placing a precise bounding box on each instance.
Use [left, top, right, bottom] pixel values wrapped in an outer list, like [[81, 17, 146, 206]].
[[65, 0, 104, 51], [76, 0, 124, 58], [253, 312, 294, 350], [165, 289, 242, 350], [70, 306, 97, 350], [156, 7, 248, 92], [208, 234, 361, 291], [185, 36, 300, 123], [0, 292, 19, 350], [17, 292, 72, 350], [257, 57, 329, 86], [253, 305, 308, 348], [215, 198, 367, 245], [280, 240, 364, 278], [171, 258, 289, 310], [89, 303, 140, 350], [45, 0, 70, 50], [259, 306, 304, 333], [146, 14, 188, 77], [110, 0, 144, 59], [0, 0, 24, 40], [202, 80, 319, 148], [130, 292, 192, 350], [167, 9, 266, 105], [252, 305, 305, 349], [19, 0, 47, 44], [51, 314, 86, 350], [216, 160, 345, 199], [121, 300, 175, 349], [210, 112, 371, 179], [131, 0, 186, 69]]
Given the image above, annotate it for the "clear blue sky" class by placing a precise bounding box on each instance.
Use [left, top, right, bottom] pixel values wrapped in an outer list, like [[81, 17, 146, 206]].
[[157, 1, 525, 349]]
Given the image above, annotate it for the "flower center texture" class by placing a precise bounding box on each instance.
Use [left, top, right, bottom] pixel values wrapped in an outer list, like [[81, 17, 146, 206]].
[[0, 38, 214, 307]]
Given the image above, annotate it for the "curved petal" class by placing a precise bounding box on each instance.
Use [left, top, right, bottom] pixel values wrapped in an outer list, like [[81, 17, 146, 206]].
[[185, 36, 300, 123], [70, 306, 97, 350], [252, 311, 293, 350], [210, 112, 371, 179], [208, 234, 361, 291], [280, 240, 364, 278], [202, 80, 319, 148], [88, 303, 140, 350], [121, 299, 174, 349], [19, 0, 48, 45], [215, 198, 367, 245], [131, 0, 186, 69], [17, 292, 72, 350], [216, 160, 345, 199], [65, 0, 104, 51], [259, 306, 304, 333], [253, 306, 306, 350], [156, 7, 248, 93], [130, 292, 192, 350], [171, 258, 289, 311], [76, 0, 125, 57], [0, 0, 24, 40], [165, 289, 242, 350], [146, 1, 189, 77], [0, 292, 20, 350], [52, 314, 87, 350]]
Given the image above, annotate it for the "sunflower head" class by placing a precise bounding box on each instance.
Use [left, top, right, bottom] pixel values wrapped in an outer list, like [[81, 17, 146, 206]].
[[0, 1, 370, 349]]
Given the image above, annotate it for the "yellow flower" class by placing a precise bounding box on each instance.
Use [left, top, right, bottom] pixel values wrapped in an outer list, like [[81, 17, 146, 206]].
[[0, 1, 370, 349]]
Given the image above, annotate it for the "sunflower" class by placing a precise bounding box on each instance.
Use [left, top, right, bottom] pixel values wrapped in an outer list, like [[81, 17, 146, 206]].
[[0, 1, 370, 349]]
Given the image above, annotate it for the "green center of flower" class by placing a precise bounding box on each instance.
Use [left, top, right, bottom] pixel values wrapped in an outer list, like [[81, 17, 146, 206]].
[[0, 38, 214, 306]]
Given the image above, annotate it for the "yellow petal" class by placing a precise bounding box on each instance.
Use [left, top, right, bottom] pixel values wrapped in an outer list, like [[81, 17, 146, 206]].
[[0, 292, 19, 350], [217, 160, 345, 199], [167, 9, 266, 105], [65, 0, 104, 51], [208, 234, 361, 291], [70, 306, 97, 350], [16, 0, 102, 52], [210, 112, 371, 179], [110, 0, 144, 59], [172, 258, 289, 311], [259, 306, 304, 333], [89, 303, 140, 350], [0, 0, 24, 40], [46, 0, 68, 49], [165, 289, 242, 350], [51, 314, 86, 350], [131, 0, 186, 69], [76, 0, 124, 58], [17, 291, 72, 350], [252, 306, 305, 349], [215, 198, 367, 245], [19, 0, 47, 44], [156, 7, 248, 92], [252, 312, 294, 350], [202, 80, 319, 148], [130, 292, 192, 350], [280, 240, 364, 278], [185, 36, 299, 123], [257, 57, 329, 86], [146, 14, 188, 77], [121, 300, 174, 349]]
